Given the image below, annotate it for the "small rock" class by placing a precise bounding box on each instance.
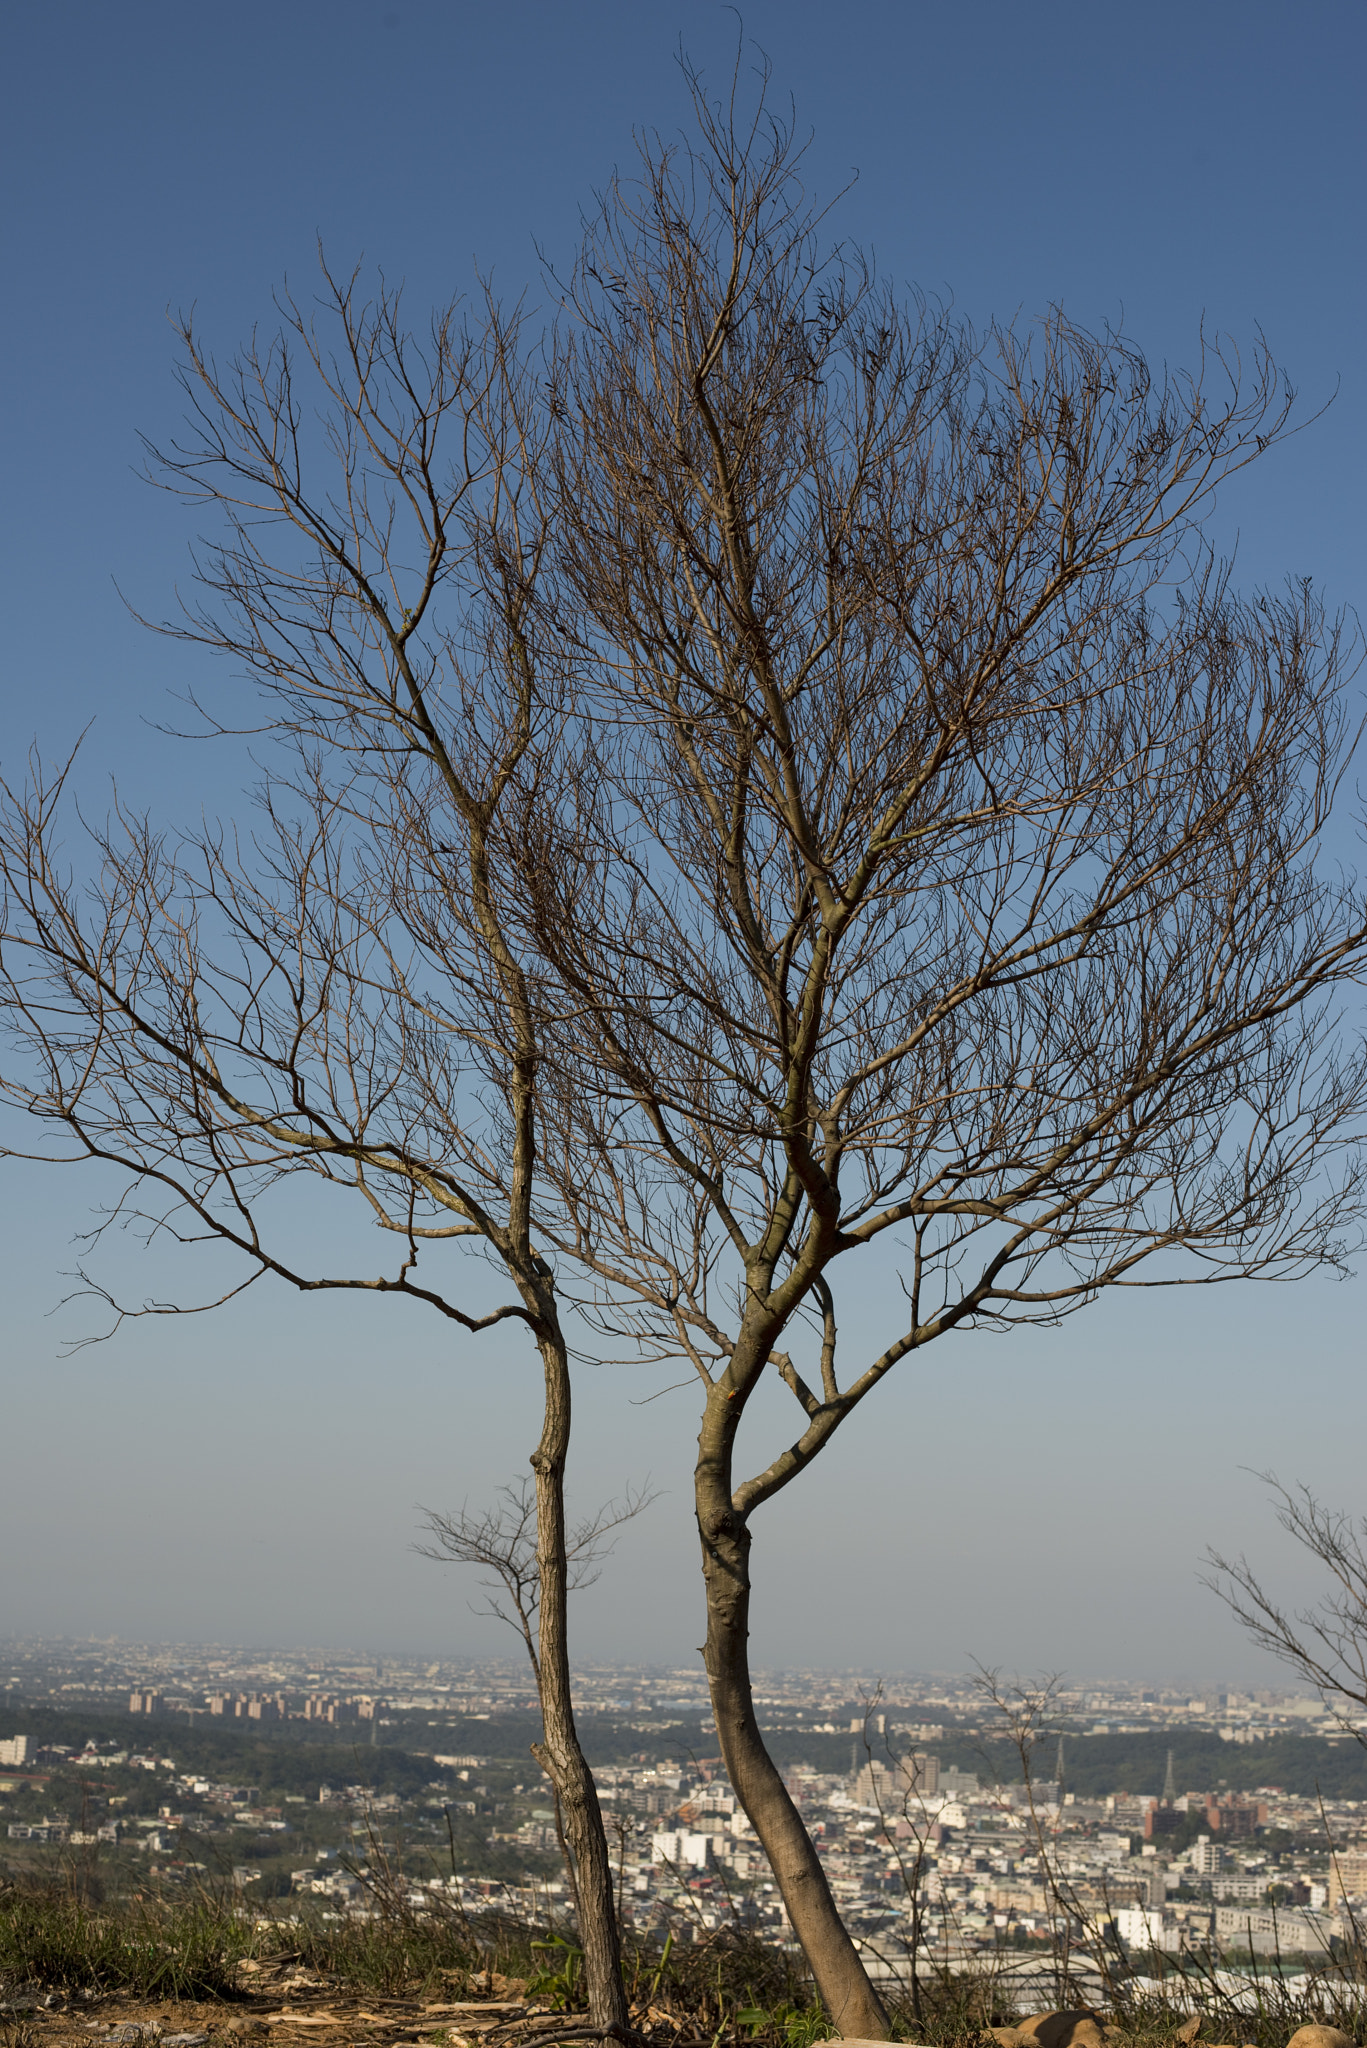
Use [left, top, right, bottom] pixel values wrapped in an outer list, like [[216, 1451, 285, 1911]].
[[1016, 2014, 1103, 2048], [1176, 2021, 1202, 2046], [1067, 2025, 1105, 2048], [1287, 2031, 1356, 2048], [163, 2035, 209, 2046]]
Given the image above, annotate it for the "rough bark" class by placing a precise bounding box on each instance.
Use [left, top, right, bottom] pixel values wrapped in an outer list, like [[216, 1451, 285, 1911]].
[[533, 1327, 628, 2033], [697, 1384, 890, 2040]]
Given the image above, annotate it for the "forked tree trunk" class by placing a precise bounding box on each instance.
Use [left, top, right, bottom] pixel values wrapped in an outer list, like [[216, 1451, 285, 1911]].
[[697, 1474, 890, 2039], [532, 1331, 628, 2034]]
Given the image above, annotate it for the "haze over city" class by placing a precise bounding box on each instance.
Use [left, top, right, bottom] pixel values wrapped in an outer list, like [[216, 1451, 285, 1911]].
[[8, 1631, 1367, 1978]]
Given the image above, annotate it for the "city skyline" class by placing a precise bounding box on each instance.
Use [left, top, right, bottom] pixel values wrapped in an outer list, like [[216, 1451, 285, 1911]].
[[6, 1630, 1366, 1981], [0, 1634, 1352, 1715]]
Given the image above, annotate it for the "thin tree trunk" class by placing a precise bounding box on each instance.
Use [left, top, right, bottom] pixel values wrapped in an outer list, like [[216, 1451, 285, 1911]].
[[697, 1461, 890, 2039], [532, 1330, 628, 2034]]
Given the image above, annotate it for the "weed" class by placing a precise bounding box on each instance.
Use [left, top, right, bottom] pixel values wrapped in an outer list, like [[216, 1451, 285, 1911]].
[[735, 2002, 834, 2047], [0, 1881, 253, 2000], [527, 1936, 585, 2013]]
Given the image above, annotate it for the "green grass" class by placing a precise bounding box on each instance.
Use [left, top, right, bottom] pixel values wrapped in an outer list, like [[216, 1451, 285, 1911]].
[[5, 1874, 1367, 2045], [0, 1876, 545, 2003], [0, 1882, 257, 2000], [287, 1909, 487, 1996]]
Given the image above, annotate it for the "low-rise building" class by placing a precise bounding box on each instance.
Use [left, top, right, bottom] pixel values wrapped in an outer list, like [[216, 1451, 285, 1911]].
[[1213, 1903, 1337, 1955]]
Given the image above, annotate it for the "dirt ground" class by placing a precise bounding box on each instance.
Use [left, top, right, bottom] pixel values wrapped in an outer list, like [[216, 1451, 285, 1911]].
[[2, 1970, 565, 2048]]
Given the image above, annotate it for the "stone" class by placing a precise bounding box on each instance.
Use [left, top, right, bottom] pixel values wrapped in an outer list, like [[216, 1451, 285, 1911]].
[[1065, 2023, 1106, 2048], [1016, 2014, 1103, 2048], [1286, 2030, 1356, 2048]]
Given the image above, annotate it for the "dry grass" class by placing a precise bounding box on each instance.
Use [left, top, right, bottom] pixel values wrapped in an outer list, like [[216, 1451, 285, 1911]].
[[4, 1877, 1367, 2048]]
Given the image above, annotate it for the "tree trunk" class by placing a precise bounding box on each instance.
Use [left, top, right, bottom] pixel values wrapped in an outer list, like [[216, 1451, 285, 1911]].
[[533, 1330, 628, 2034], [697, 1475, 890, 2039]]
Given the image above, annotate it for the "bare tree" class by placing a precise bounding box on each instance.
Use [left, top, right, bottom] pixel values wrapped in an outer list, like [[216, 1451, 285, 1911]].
[[422, 1478, 655, 1676], [419, 1478, 656, 1917], [1207, 1478, 1367, 1743], [971, 1668, 1128, 2005], [0, 275, 632, 2033], [495, 65, 1365, 2036], [2, 50, 1366, 2043]]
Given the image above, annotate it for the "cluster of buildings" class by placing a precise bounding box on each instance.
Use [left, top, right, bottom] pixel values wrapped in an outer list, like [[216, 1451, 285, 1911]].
[[266, 1752, 1367, 1977], [208, 1692, 382, 1725], [6, 1639, 1365, 1749], [127, 1685, 383, 1725], [10, 1639, 1367, 1976], [586, 1759, 1367, 1973], [7, 1725, 1367, 1976]]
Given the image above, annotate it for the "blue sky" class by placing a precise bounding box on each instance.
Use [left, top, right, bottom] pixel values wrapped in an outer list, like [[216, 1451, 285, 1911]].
[[1, 0, 1364, 1681]]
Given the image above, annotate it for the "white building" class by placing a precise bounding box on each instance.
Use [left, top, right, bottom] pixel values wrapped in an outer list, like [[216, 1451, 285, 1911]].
[[0, 1735, 29, 1766], [651, 1830, 712, 1869], [1115, 1905, 1181, 1953]]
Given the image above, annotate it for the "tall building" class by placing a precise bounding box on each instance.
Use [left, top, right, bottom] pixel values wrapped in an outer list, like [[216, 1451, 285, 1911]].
[[650, 1830, 711, 1869], [128, 1690, 163, 1716], [1204, 1794, 1267, 1838], [1328, 1851, 1367, 1909], [853, 1752, 939, 1811], [1143, 1800, 1186, 1841], [304, 1696, 357, 1724], [0, 1735, 29, 1766]]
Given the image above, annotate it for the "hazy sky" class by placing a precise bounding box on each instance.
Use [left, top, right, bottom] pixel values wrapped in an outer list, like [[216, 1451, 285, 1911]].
[[2, 0, 1364, 1686]]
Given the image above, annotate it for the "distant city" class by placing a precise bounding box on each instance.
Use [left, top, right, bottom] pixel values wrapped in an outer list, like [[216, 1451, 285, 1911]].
[[3, 1637, 1365, 1980], [3, 1635, 1353, 1734]]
